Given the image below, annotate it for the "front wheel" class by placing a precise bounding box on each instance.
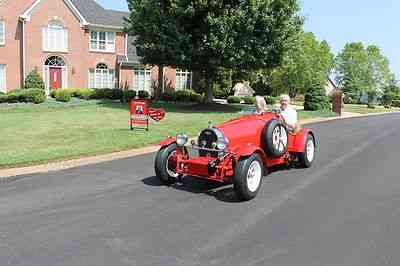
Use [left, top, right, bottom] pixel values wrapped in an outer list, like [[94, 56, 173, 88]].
[[233, 154, 264, 201], [298, 134, 316, 168], [154, 143, 183, 185]]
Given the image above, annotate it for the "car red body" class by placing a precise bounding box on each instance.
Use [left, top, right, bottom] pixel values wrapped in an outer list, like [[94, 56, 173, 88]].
[[155, 111, 316, 200]]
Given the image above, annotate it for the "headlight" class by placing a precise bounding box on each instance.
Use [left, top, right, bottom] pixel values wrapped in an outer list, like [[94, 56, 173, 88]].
[[176, 133, 188, 146], [216, 142, 227, 150]]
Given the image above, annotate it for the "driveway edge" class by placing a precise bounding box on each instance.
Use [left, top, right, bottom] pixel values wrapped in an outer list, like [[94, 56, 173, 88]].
[[1, 111, 399, 179]]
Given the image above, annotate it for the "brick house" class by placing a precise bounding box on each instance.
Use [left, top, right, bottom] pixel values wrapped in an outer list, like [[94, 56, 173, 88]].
[[0, 0, 193, 95]]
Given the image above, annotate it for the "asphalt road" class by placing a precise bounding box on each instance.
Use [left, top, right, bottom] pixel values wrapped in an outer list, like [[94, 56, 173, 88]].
[[1, 113, 400, 266]]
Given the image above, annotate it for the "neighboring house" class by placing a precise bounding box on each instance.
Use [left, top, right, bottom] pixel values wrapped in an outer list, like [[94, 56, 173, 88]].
[[325, 77, 339, 97], [233, 81, 254, 97], [0, 0, 193, 95]]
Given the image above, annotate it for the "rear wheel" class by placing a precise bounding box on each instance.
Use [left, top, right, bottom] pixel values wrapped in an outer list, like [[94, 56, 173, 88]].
[[154, 143, 182, 184], [298, 134, 315, 168], [233, 154, 264, 201]]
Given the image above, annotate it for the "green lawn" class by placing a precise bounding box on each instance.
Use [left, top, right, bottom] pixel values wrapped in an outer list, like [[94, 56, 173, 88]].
[[0, 101, 336, 168], [344, 104, 399, 114]]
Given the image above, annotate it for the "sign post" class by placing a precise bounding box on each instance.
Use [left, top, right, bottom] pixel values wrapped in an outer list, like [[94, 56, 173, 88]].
[[130, 99, 149, 131]]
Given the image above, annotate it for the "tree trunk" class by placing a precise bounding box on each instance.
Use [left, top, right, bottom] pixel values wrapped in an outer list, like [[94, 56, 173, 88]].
[[205, 74, 214, 103], [155, 64, 164, 100]]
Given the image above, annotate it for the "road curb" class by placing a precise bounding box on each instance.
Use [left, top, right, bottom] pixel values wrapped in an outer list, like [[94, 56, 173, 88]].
[[1, 110, 399, 180]]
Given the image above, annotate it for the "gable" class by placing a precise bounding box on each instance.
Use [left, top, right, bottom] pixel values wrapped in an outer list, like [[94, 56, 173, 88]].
[[20, 0, 88, 26]]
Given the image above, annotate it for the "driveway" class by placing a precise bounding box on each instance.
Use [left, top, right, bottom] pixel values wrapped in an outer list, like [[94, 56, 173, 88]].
[[1, 113, 400, 266]]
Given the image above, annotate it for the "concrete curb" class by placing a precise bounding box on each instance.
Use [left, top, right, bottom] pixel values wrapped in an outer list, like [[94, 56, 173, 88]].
[[1, 110, 399, 179]]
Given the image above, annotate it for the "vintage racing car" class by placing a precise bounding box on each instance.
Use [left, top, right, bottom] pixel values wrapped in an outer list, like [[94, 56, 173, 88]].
[[154, 110, 316, 200]]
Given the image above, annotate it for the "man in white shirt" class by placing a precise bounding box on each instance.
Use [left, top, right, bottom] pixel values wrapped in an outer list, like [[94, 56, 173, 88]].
[[279, 94, 299, 132]]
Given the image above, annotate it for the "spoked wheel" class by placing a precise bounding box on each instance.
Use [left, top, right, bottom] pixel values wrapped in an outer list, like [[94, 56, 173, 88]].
[[154, 143, 183, 184], [233, 153, 264, 201], [263, 119, 289, 158], [298, 134, 316, 168]]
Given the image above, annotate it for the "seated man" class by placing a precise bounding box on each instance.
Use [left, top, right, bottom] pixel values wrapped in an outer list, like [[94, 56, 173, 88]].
[[279, 94, 300, 133]]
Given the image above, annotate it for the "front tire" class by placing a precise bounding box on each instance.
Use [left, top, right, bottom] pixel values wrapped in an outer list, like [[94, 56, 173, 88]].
[[154, 143, 182, 185], [298, 134, 315, 168], [233, 154, 264, 201]]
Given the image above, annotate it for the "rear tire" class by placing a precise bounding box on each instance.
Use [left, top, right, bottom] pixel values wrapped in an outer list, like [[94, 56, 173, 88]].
[[233, 154, 264, 201], [154, 143, 182, 185], [298, 134, 315, 168]]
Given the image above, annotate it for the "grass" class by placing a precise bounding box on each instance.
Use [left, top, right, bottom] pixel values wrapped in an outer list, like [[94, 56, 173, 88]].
[[0, 101, 336, 168], [344, 104, 399, 114]]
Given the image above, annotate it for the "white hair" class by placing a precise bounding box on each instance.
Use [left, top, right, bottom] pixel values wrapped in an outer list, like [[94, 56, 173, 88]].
[[280, 94, 291, 102], [255, 96, 267, 112]]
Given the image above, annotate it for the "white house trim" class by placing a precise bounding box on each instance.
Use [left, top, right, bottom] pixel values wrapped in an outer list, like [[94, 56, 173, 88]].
[[20, 0, 88, 26]]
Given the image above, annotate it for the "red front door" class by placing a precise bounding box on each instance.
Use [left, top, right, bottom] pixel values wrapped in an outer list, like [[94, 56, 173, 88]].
[[49, 67, 62, 90]]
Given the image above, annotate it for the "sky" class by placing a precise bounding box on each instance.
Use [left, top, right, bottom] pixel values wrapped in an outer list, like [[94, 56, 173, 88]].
[[96, 0, 400, 80]]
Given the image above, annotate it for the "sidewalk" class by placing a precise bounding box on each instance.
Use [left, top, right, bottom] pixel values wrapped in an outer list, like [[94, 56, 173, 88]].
[[0, 110, 397, 179]]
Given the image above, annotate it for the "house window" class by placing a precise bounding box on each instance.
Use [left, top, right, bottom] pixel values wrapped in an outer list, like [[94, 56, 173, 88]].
[[90, 31, 115, 52], [43, 20, 68, 52], [89, 63, 115, 89], [0, 65, 6, 93], [0, 20, 5, 45], [176, 69, 192, 90], [133, 68, 152, 92]]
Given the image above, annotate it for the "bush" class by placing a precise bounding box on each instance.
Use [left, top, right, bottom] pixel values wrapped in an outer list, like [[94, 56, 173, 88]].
[[161, 90, 203, 102], [392, 100, 400, 108], [124, 90, 137, 101], [304, 83, 331, 111], [264, 96, 277, 105], [227, 96, 241, 104], [0, 95, 8, 103], [0, 91, 5, 95], [3, 89, 45, 104], [343, 92, 361, 104], [382, 92, 396, 106], [25, 69, 45, 90], [242, 96, 255, 104], [214, 84, 232, 99], [92, 89, 123, 100], [138, 90, 150, 99], [55, 90, 71, 102], [75, 88, 95, 100], [367, 103, 376, 109]]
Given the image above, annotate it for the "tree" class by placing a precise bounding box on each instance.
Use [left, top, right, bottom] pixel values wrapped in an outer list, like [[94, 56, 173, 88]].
[[304, 82, 330, 111], [25, 69, 45, 90], [335, 42, 394, 103], [125, 0, 303, 102], [269, 32, 334, 98]]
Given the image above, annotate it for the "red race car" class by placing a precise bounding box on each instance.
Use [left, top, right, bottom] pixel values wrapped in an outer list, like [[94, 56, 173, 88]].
[[154, 110, 316, 201]]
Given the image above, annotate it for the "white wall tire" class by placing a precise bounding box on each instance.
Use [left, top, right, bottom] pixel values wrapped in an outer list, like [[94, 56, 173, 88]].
[[233, 153, 264, 201], [298, 134, 315, 168]]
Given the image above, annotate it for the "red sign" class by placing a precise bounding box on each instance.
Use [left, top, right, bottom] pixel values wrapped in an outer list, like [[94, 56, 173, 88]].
[[130, 99, 166, 131], [130, 100, 149, 130]]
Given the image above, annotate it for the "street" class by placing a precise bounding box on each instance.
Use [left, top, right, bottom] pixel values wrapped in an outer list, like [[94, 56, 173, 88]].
[[1, 113, 400, 266]]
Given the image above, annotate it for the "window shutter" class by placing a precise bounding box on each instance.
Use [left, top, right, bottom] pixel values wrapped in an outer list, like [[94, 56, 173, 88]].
[[0, 65, 6, 93], [63, 28, 68, 51], [0, 21, 5, 45], [42, 27, 47, 50]]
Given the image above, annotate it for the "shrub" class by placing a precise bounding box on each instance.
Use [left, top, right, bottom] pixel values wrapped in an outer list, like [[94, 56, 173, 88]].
[[3, 89, 45, 104], [367, 103, 376, 109], [304, 83, 331, 111], [161, 90, 203, 102], [264, 96, 277, 105], [25, 69, 45, 90], [138, 90, 150, 99], [22, 89, 46, 104], [75, 88, 95, 100], [227, 96, 241, 104], [392, 100, 400, 108], [124, 90, 137, 101], [55, 90, 71, 102], [242, 96, 255, 104], [0, 95, 8, 103], [92, 89, 123, 100], [384, 105, 391, 109], [0, 91, 5, 95]]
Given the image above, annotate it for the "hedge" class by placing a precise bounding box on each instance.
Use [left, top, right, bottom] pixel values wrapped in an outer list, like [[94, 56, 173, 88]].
[[264, 96, 277, 105], [392, 100, 400, 108], [227, 96, 241, 104], [2, 89, 46, 104], [55, 90, 71, 102], [161, 90, 203, 102], [242, 96, 256, 104]]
